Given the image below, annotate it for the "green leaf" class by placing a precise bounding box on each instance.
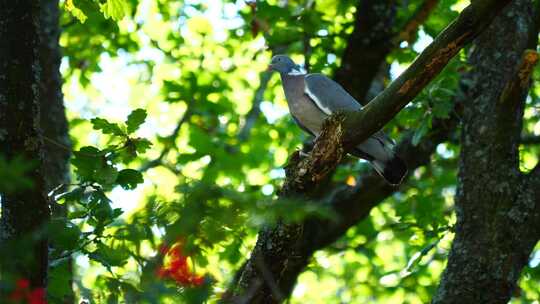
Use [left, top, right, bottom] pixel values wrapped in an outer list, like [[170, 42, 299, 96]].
[[432, 99, 454, 119], [88, 191, 114, 223], [100, 0, 129, 21], [116, 169, 143, 190], [91, 118, 124, 136], [93, 204, 113, 223], [95, 165, 119, 185], [48, 259, 73, 299], [125, 108, 147, 134], [49, 218, 81, 252], [89, 243, 129, 267], [132, 138, 152, 153], [68, 210, 88, 219], [412, 119, 430, 146], [72, 146, 102, 181]]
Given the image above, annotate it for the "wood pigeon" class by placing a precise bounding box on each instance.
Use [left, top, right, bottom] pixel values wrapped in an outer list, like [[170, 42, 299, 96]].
[[268, 55, 407, 185]]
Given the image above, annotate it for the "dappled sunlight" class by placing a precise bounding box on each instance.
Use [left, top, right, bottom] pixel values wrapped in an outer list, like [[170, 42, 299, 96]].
[[1, 0, 539, 303]]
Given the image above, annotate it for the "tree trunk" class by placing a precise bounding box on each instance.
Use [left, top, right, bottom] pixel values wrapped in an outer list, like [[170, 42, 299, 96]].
[[433, 1, 540, 303], [40, 0, 70, 196], [39, 0, 74, 301], [0, 0, 50, 288]]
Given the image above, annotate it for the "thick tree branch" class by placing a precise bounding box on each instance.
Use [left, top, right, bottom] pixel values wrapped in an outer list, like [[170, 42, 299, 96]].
[[226, 111, 459, 303], [491, 49, 538, 163], [342, 0, 512, 152]]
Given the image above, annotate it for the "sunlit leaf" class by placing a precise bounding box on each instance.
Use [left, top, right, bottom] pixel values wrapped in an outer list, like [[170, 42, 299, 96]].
[[65, 0, 87, 23], [99, 0, 129, 21]]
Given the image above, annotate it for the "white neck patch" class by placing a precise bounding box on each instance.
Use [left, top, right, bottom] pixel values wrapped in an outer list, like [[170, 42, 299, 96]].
[[287, 66, 307, 76]]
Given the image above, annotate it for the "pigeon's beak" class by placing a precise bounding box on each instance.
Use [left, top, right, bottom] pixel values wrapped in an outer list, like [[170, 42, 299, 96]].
[[266, 64, 274, 72]]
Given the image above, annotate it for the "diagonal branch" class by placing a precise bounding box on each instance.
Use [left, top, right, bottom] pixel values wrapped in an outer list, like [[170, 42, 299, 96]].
[[336, 0, 440, 102], [285, 0, 513, 194], [342, 0, 513, 152]]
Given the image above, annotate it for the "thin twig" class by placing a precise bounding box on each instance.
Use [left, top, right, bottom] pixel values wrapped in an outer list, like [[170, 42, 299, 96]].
[[521, 135, 540, 145]]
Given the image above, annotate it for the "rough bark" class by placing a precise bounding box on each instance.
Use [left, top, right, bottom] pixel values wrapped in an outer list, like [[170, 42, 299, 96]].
[[433, 1, 540, 303], [40, 0, 71, 197], [227, 1, 512, 302], [39, 0, 74, 301], [0, 0, 50, 288]]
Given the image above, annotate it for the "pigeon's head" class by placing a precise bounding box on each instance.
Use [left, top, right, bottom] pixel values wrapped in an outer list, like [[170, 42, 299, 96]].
[[268, 55, 297, 73]]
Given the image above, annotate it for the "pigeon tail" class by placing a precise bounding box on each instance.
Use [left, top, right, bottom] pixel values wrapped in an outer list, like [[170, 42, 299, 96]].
[[371, 155, 407, 186]]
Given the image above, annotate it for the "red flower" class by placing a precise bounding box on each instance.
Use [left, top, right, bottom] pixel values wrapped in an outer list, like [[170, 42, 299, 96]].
[[27, 288, 46, 304], [8, 279, 47, 304], [16, 279, 30, 290], [156, 243, 204, 287]]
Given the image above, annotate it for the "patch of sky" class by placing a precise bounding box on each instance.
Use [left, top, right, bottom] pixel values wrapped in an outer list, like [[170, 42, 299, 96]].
[[436, 143, 455, 159], [530, 250, 540, 267], [413, 28, 433, 53], [327, 53, 336, 64], [260, 101, 289, 124], [317, 29, 328, 37], [269, 168, 286, 179], [262, 184, 274, 196], [390, 29, 433, 80]]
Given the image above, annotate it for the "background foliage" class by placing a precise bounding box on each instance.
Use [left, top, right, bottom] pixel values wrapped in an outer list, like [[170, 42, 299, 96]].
[[1, 0, 540, 303]]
